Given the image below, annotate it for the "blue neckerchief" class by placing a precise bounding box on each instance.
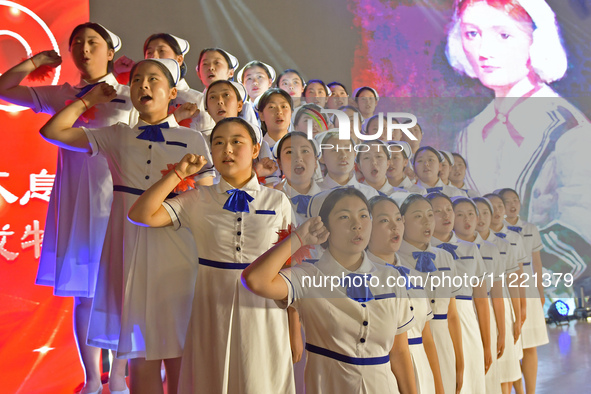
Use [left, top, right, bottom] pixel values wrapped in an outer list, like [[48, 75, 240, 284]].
[[495, 232, 507, 239], [136, 122, 169, 142], [412, 251, 437, 273], [342, 273, 374, 302], [291, 195, 312, 215], [387, 264, 412, 290], [435, 243, 459, 260], [507, 225, 523, 233], [76, 82, 101, 98], [426, 186, 443, 193], [223, 189, 254, 213], [76, 82, 125, 103]]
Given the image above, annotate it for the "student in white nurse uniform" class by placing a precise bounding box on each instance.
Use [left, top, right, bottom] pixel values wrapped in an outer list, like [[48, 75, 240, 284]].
[[0, 22, 133, 394], [242, 188, 417, 394]]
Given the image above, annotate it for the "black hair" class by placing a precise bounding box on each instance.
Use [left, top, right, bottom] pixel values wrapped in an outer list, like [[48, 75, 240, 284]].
[[143, 33, 187, 78], [257, 88, 293, 112], [451, 196, 479, 216], [276, 131, 318, 162], [276, 68, 305, 88], [303, 79, 329, 97], [483, 193, 501, 202], [412, 146, 443, 166], [425, 191, 453, 206], [355, 139, 390, 163], [472, 197, 493, 215], [241, 60, 273, 82], [318, 188, 369, 249], [210, 117, 257, 145], [497, 188, 520, 201], [399, 194, 431, 216], [129, 59, 176, 88], [68, 22, 115, 73], [327, 81, 348, 95], [204, 80, 243, 113], [354, 86, 378, 100], [198, 48, 235, 80], [452, 152, 466, 167], [368, 195, 399, 215]]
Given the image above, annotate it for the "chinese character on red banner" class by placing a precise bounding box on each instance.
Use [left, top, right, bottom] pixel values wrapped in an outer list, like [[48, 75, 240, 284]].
[[0, 224, 19, 261], [0, 172, 18, 204], [20, 169, 55, 205], [21, 220, 44, 259]]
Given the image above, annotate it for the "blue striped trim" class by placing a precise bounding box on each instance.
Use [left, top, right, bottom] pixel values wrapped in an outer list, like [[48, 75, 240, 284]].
[[199, 258, 249, 270], [433, 314, 448, 320], [398, 316, 415, 329], [255, 210, 276, 215], [374, 292, 397, 300], [278, 271, 295, 306], [523, 262, 531, 266], [510, 243, 517, 246], [408, 337, 423, 345], [166, 141, 187, 148], [305, 343, 389, 366], [302, 259, 319, 264], [482, 256, 493, 260], [162, 201, 180, 226], [500, 252, 507, 255], [459, 256, 474, 260], [438, 267, 451, 271], [114, 185, 178, 199], [456, 295, 473, 300]]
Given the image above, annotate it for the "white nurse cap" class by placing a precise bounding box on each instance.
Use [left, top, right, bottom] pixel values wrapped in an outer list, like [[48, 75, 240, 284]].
[[237, 61, 277, 83], [97, 23, 122, 52], [139, 58, 180, 85], [169, 34, 190, 55], [439, 150, 454, 166]]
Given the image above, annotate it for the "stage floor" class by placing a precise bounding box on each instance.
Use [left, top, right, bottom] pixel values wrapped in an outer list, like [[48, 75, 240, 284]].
[[538, 318, 591, 393], [92, 319, 591, 394]]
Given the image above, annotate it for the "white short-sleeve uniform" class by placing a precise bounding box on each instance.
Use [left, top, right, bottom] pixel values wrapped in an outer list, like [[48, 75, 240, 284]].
[[362, 180, 406, 196], [504, 218, 549, 349], [452, 181, 480, 198], [162, 175, 295, 394], [368, 251, 436, 394], [494, 224, 530, 359], [84, 115, 214, 360], [279, 250, 415, 394], [32, 74, 133, 297], [473, 233, 505, 394], [397, 240, 459, 394], [319, 174, 379, 201], [391, 176, 427, 194], [431, 234, 487, 394], [483, 230, 522, 383], [416, 179, 468, 198]]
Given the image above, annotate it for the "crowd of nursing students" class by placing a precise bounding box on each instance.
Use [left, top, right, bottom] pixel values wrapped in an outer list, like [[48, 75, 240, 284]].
[[0, 1, 555, 393]]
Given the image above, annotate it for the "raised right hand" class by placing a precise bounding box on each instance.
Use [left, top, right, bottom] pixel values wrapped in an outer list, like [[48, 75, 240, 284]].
[[295, 216, 329, 246], [83, 83, 117, 106], [31, 50, 62, 68], [113, 55, 135, 75], [176, 153, 208, 178]]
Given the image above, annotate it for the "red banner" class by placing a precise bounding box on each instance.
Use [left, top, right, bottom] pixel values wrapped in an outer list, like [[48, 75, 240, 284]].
[[0, 1, 88, 392]]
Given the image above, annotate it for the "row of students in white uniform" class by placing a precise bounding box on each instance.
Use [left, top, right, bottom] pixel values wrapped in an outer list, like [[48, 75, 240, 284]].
[[0, 22, 548, 394]]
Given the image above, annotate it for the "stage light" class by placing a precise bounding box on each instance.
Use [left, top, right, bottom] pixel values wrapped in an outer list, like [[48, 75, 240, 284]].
[[9, 6, 20, 16], [547, 300, 570, 324]]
